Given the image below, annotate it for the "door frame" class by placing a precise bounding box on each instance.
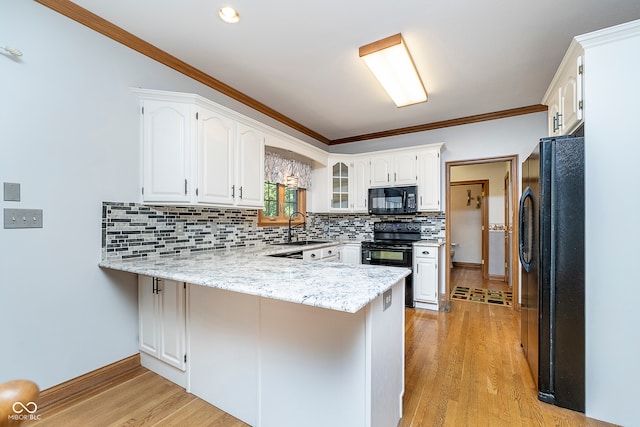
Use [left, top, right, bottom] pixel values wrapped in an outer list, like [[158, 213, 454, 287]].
[[504, 171, 511, 286], [449, 180, 489, 280], [444, 155, 520, 311]]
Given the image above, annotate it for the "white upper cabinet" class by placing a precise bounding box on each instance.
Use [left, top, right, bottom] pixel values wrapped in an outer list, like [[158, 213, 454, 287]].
[[370, 152, 417, 187], [417, 145, 442, 211], [329, 158, 350, 211], [197, 108, 235, 205], [543, 41, 584, 136], [235, 123, 265, 208], [327, 156, 370, 213], [137, 90, 264, 208], [141, 100, 192, 203], [352, 157, 370, 212]]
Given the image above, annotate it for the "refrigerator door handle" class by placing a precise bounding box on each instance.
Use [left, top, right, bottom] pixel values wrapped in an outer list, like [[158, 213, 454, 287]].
[[519, 186, 534, 272]]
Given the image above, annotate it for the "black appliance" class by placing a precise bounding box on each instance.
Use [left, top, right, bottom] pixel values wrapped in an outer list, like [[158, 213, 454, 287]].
[[368, 186, 418, 215], [361, 221, 422, 308], [519, 135, 585, 412]]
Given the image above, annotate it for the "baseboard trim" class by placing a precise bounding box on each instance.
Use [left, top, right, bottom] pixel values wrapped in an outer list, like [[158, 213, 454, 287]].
[[488, 274, 507, 282], [38, 354, 140, 411], [452, 262, 481, 269]]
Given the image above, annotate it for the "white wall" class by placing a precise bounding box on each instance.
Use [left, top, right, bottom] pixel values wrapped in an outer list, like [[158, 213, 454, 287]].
[[451, 162, 509, 225], [450, 184, 483, 264], [580, 22, 640, 425]]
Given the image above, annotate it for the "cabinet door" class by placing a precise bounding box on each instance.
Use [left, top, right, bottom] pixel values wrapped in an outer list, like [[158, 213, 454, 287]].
[[547, 92, 562, 136], [142, 100, 192, 203], [138, 276, 159, 357], [370, 156, 392, 187], [339, 244, 362, 265], [352, 157, 370, 212], [236, 123, 265, 208], [393, 152, 417, 185], [158, 279, 186, 371], [329, 161, 350, 210], [414, 258, 437, 303], [559, 56, 582, 134], [197, 108, 235, 205], [417, 149, 441, 211]]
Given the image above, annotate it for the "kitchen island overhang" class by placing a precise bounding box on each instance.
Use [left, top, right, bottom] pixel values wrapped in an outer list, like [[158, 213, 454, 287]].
[[100, 246, 409, 427]]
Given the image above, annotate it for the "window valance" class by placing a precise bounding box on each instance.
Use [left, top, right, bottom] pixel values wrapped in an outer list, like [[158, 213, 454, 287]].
[[264, 151, 312, 189]]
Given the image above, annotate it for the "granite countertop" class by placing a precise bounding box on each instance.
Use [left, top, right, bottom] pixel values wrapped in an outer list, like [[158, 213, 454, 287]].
[[99, 242, 410, 314]]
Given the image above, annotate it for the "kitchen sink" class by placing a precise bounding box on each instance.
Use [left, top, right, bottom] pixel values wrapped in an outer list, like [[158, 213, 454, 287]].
[[270, 240, 330, 246], [268, 251, 303, 259]]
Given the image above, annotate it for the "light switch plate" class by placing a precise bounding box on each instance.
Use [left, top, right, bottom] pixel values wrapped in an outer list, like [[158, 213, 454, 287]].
[[3, 182, 20, 201], [4, 208, 43, 229]]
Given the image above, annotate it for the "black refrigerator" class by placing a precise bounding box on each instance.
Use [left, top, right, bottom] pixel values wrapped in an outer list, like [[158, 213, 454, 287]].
[[519, 135, 585, 412]]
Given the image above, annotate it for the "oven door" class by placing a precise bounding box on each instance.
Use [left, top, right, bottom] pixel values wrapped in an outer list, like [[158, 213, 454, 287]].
[[361, 245, 412, 267]]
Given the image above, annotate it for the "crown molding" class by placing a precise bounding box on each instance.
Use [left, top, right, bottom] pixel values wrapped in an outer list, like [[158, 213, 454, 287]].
[[329, 105, 548, 145]]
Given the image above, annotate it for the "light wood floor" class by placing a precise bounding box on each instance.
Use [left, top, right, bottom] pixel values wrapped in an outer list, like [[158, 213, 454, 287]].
[[451, 265, 511, 292], [27, 270, 612, 426]]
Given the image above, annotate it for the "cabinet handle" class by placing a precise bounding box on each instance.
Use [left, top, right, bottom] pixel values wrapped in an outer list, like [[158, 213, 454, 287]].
[[239, 186, 243, 199], [184, 179, 188, 195], [311, 253, 316, 258], [422, 250, 430, 255], [327, 250, 333, 255], [232, 185, 235, 198], [394, 172, 397, 182], [420, 196, 423, 205], [365, 199, 367, 207], [387, 173, 390, 182]]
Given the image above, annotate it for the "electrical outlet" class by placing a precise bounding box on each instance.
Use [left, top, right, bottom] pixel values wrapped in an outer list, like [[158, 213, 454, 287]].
[[383, 289, 392, 311], [4, 208, 43, 229]]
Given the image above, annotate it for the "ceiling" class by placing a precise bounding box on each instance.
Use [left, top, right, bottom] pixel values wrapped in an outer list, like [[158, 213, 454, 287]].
[[66, 0, 640, 144]]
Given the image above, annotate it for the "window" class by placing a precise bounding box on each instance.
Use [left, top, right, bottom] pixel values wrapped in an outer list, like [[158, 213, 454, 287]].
[[258, 182, 306, 226]]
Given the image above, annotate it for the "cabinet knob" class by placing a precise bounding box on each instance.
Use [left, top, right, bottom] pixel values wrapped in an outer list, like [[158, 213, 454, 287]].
[[311, 253, 316, 258], [422, 251, 430, 255]]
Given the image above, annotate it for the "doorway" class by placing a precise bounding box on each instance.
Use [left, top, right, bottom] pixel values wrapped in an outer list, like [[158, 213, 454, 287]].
[[449, 180, 489, 279], [444, 156, 519, 311]]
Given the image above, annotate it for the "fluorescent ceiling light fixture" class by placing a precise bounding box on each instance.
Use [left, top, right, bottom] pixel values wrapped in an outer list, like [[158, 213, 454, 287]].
[[359, 33, 427, 107], [218, 6, 240, 23]]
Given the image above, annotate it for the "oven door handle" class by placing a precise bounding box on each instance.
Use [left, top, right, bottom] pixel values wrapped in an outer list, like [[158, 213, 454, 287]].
[[402, 190, 407, 210]]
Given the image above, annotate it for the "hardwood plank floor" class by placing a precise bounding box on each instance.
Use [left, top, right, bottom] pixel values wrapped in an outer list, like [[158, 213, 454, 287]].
[[451, 265, 510, 292], [26, 275, 612, 426]]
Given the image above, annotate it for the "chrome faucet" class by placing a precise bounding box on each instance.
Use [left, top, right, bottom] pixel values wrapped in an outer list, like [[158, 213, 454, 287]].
[[287, 211, 306, 243]]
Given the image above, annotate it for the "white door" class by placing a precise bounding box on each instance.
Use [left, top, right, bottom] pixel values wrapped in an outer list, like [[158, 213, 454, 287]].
[[393, 152, 417, 185], [352, 157, 370, 212], [417, 149, 441, 211], [138, 275, 159, 357], [158, 279, 186, 371], [414, 257, 437, 303], [236, 124, 265, 208], [197, 108, 235, 205], [142, 100, 192, 203], [370, 156, 392, 187]]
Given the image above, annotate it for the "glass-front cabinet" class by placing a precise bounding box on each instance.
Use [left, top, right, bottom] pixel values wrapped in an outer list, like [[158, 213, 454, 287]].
[[331, 161, 350, 210]]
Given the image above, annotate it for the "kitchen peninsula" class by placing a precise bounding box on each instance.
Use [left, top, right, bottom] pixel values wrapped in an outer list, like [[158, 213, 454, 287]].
[[99, 242, 409, 427]]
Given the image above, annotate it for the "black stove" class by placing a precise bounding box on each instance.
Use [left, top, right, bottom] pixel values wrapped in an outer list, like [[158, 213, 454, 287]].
[[361, 222, 423, 308]]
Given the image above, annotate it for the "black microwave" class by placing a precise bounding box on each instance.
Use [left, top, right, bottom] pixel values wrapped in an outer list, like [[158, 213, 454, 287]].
[[368, 186, 418, 215]]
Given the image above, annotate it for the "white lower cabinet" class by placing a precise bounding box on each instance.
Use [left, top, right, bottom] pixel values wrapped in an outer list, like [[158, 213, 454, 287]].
[[413, 244, 442, 310], [338, 243, 362, 265], [303, 245, 339, 261], [138, 275, 186, 371]]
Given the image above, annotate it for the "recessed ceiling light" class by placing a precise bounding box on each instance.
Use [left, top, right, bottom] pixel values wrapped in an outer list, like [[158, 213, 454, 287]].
[[218, 6, 240, 24]]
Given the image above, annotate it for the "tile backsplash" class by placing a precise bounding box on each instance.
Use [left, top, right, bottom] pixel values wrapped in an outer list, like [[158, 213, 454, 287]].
[[102, 202, 445, 260]]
